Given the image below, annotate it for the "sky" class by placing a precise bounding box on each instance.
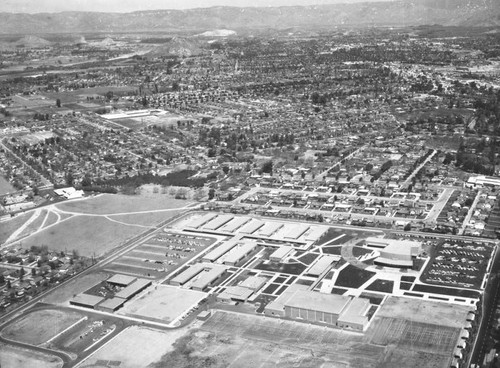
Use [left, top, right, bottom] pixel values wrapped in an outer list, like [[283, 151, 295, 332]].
[[1, 0, 390, 13]]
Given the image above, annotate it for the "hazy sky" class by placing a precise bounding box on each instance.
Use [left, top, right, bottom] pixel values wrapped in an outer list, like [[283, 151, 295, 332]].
[[2, 0, 390, 13]]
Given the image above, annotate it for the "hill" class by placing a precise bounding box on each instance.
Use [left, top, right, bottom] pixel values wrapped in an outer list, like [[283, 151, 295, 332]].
[[0, 0, 498, 34]]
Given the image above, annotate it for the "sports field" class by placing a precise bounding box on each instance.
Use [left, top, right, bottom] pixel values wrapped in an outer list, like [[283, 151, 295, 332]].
[[119, 286, 205, 323], [0, 343, 63, 368], [2, 309, 84, 346], [77, 326, 187, 368]]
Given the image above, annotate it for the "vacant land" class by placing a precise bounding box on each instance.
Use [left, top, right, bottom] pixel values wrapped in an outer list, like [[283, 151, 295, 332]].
[[78, 326, 187, 368], [20, 216, 146, 257], [108, 211, 184, 227], [2, 309, 84, 345], [377, 296, 471, 328], [0, 212, 31, 244], [0, 343, 63, 368], [42, 272, 110, 305], [56, 194, 190, 215], [0, 176, 15, 195], [119, 286, 205, 323]]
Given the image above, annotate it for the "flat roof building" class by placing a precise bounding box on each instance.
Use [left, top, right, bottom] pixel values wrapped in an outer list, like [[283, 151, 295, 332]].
[[302, 227, 327, 242], [306, 255, 338, 277], [202, 237, 240, 263], [115, 279, 152, 300], [256, 222, 283, 237], [70, 294, 105, 309], [239, 276, 268, 291], [219, 217, 251, 233], [270, 246, 294, 263], [187, 213, 218, 229], [221, 240, 258, 266], [217, 286, 254, 302], [170, 263, 206, 286], [283, 224, 310, 240], [202, 215, 234, 231], [337, 297, 370, 331], [189, 265, 226, 291], [97, 297, 126, 313], [238, 219, 264, 234], [107, 274, 137, 287]]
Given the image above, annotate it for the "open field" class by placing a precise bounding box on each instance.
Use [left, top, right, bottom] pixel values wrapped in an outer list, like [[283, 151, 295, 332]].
[[0, 213, 31, 244], [119, 286, 205, 323], [0, 343, 63, 368], [78, 326, 187, 368], [56, 194, 191, 215], [377, 296, 472, 328], [108, 211, 184, 227], [42, 272, 110, 305], [0, 176, 15, 195], [199, 311, 383, 367], [19, 216, 146, 257], [1, 309, 84, 345]]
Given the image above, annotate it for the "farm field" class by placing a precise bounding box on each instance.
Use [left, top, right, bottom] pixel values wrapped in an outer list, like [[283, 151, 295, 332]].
[[56, 194, 191, 215], [1, 309, 84, 345], [20, 216, 147, 257], [0, 343, 63, 368], [78, 326, 187, 368], [119, 286, 205, 323]]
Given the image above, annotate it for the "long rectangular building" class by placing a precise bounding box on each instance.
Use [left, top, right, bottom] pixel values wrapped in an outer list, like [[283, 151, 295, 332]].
[[190, 265, 226, 291], [219, 217, 251, 233], [170, 263, 206, 286], [256, 222, 283, 237], [221, 240, 258, 266], [306, 255, 338, 277], [202, 238, 240, 263], [202, 215, 234, 231], [115, 279, 152, 300], [187, 213, 218, 229], [302, 227, 327, 242], [284, 224, 310, 240], [238, 219, 264, 234]]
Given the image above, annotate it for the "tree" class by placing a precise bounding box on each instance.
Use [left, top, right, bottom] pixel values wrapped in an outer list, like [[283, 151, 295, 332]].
[[19, 267, 25, 281], [403, 223, 412, 231], [56, 98, 61, 108], [208, 188, 215, 200], [261, 160, 273, 175], [222, 166, 230, 175]]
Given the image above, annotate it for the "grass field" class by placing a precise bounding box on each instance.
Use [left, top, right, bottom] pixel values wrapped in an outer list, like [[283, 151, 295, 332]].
[[0, 213, 31, 244], [20, 216, 147, 257], [108, 211, 184, 227], [0, 176, 15, 195], [56, 194, 190, 215], [119, 286, 205, 323], [2, 309, 84, 346], [335, 264, 376, 288], [42, 272, 110, 305], [78, 326, 187, 368], [0, 343, 63, 368]]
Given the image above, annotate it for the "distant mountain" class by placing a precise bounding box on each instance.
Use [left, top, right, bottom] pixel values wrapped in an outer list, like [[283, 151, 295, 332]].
[[0, 0, 498, 35], [15, 35, 52, 47]]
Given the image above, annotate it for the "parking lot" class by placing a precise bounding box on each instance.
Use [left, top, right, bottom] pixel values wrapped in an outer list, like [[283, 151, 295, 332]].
[[105, 231, 217, 279]]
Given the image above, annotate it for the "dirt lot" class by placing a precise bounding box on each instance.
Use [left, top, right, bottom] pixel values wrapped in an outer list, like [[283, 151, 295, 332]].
[[0, 212, 32, 244], [0, 343, 63, 368], [77, 326, 188, 368], [377, 296, 472, 328], [119, 286, 205, 323], [1, 309, 84, 345]]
